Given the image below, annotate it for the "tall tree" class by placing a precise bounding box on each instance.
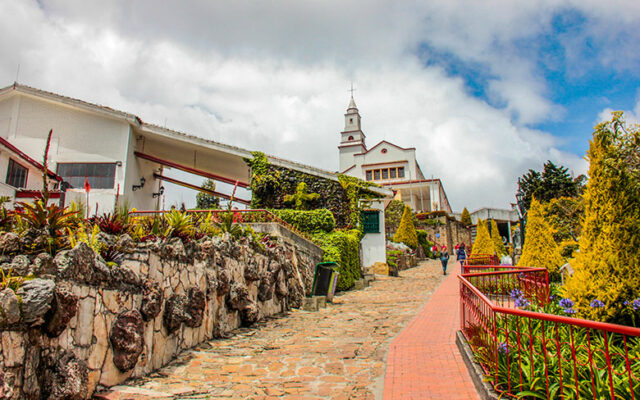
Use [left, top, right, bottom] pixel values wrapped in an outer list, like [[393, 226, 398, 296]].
[[195, 179, 220, 209], [517, 198, 564, 280], [517, 161, 584, 212], [460, 207, 472, 226], [564, 112, 640, 324]]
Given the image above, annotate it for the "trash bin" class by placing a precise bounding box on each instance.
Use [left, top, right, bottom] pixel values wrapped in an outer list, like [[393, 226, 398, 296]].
[[311, 262, 340, 302]]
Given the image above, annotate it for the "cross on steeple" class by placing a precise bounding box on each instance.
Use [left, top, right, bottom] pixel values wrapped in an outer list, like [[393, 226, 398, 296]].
[[348, 82, 356, 98]]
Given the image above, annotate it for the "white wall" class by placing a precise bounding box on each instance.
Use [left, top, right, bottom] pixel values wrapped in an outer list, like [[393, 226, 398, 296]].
[[0, 93, 132, 215], [360, 200, 387, 268]]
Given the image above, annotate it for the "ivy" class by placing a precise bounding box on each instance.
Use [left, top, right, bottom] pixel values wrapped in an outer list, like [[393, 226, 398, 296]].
[[283, 182, 320, 210], [272, 209, 335, 233], [312, 229, 362, 291], [244, 151, 281, 209], [337, 174, 379, 231]]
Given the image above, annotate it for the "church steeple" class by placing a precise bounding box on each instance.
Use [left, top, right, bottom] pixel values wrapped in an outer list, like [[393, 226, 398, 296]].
[[344, 96, 362, 131], [339, 91, 367, 172]]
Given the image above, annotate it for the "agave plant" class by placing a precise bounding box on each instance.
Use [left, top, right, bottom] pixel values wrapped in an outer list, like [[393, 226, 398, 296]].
[[163, 210, 195, 240], [16, 200, 77, 254], [91, 212, 129, 235]]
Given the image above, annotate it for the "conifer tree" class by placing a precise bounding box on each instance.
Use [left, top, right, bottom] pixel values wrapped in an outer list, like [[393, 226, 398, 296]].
[[393, 205, 419, 249], [564, 112, 640, 323], [517, 197, 564, 278], [490, 219, 507, 257], [460, 207, 472, 226], [471, 219, 494, 255]]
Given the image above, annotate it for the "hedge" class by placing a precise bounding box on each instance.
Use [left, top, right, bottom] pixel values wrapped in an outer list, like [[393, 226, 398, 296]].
[[272, 209, 335, 233], [312, 229, 362, 291]]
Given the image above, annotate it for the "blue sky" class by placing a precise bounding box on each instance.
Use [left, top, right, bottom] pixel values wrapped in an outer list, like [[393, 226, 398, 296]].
[[1, 1, 638, 210], [422, 6, 640, 158]]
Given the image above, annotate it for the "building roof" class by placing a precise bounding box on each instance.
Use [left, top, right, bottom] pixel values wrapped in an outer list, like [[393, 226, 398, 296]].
[[355, 140, 416, 156], [347, 96, 358, 112]]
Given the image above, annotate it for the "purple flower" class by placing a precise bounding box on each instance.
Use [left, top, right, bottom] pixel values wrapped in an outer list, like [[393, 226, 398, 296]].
[[515, 297, 530, 308], [510, 289, 523, 300], [624, 301, 629, 306], [563, 307, 577, 315], [590, 299, 605, 308], [498, 342, 508, 354], [633, 299, 640, 311], [559, 298, 574, 309]]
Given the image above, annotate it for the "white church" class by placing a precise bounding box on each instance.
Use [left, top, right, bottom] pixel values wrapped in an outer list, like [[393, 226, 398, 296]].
[[338, 96, 452, 214]]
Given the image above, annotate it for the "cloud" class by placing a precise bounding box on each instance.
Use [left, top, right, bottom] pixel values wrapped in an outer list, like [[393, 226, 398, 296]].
[[6, 0, 631, 211]]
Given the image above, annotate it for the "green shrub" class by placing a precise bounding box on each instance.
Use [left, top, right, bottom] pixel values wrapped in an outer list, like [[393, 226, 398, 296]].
[[393, 206, 418, 249], [460, 207, 472, 226], [272, 209, 335, 233], [417, 229, 435, 258], [313, 229, 362, 291]]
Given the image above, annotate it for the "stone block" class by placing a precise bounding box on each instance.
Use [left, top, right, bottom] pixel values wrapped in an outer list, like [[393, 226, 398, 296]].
[[314, 296, 327, 308], [353, 279, 365, 290], [1, 331, 24, 367], [75, 296, 95, 347], [301, 297, 318, 312]]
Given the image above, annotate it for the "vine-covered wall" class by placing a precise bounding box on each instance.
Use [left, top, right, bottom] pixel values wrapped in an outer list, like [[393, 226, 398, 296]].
[[245, 152, 377, 229]]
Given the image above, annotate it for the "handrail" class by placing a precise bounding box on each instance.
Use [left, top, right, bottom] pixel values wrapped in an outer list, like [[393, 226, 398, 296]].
[[459, 273, 640, 336]]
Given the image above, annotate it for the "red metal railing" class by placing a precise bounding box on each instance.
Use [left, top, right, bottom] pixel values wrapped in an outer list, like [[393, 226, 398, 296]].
[[460, 268, 640, 399], [129, 209, 320, 246], [465, 253, 500, 266]]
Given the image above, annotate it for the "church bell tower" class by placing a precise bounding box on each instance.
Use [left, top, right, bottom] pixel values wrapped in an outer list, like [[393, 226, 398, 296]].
[[338, 95, 367, 172]]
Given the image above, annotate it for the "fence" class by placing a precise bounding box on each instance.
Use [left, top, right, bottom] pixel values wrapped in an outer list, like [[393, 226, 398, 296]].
[[460, 268, 640, 399], [465, 253, 500, 266], [129, 208, 320, 246]]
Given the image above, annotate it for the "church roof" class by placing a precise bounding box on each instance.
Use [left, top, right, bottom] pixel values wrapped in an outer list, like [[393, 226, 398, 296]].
[[347, 96, 358, 112]]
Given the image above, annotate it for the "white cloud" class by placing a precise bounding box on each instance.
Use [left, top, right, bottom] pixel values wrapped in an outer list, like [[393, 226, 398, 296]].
[[5, 0, 630, 211]]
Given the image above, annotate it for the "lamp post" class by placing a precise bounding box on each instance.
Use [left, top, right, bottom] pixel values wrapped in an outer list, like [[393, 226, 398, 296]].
[[515, 182, 526, 247]]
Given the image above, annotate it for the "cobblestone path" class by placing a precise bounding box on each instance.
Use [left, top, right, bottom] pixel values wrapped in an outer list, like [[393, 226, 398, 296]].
[[96, 260, 445, 400]]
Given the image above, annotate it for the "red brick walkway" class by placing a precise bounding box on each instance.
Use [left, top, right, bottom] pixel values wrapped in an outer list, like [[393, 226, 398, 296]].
[[383, 266, 480, 400]]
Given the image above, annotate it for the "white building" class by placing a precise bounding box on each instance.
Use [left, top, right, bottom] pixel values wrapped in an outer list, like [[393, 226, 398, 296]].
[[0, 83, 392, 269], [338, 96, 452, 214]]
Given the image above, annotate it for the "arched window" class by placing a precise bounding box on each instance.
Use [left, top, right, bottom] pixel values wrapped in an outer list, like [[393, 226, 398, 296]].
[[348, 136, 354, 141]]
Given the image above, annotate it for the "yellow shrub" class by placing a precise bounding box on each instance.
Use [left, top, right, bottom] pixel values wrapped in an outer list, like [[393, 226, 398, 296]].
[[471, 219, 494, 255], [393, 206, 419, 249], [517, 198, 564, 278]]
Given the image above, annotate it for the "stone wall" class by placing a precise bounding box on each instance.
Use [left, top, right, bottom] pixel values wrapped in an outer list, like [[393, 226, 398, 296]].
[[0, 228, 322, 399], [418, 216, 472, 251]]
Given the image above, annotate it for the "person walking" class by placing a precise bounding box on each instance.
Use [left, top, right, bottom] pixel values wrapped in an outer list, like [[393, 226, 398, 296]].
[[440, 245, 450, 275], [456, 243, 467, 274]]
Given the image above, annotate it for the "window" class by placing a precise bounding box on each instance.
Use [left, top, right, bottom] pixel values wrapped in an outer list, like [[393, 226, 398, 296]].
[[362, 210, 380, 233], [382, 169, 388, 179], [374, 170, 381, 180], [6, 159, 27, 188], [349, 118, 353, 123], [366, 170, 372, 181], [390, 168, 397, 178], [57, 163, 116, 189], [381, 148, 387, 154], [398, 167, 405, 178], [348, 135, 354, 141]]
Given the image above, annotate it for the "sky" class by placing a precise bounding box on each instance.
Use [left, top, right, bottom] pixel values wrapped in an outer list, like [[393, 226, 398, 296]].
[[2, 0, 639, 212]]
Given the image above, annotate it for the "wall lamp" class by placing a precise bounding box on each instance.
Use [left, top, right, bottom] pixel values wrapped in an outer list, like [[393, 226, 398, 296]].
[[132, 177, 146, 191], [152, 186, 165, 198]]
